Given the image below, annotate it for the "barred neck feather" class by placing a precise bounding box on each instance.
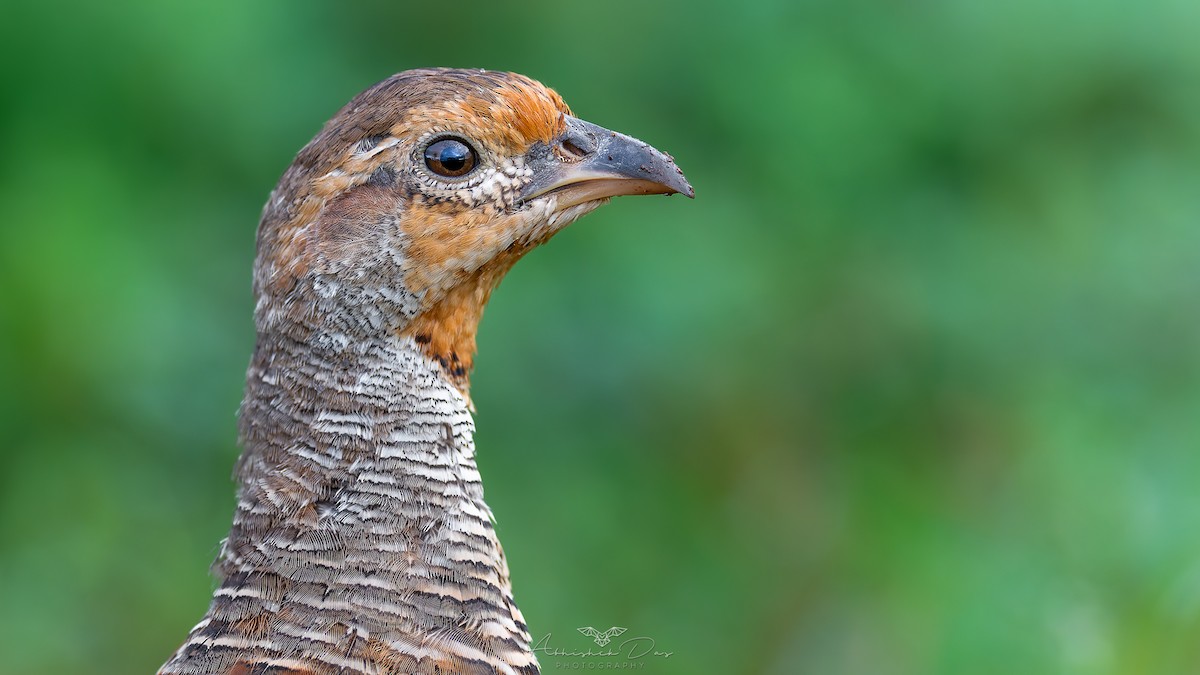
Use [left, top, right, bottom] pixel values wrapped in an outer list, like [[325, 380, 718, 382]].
[[160, 326, 539, 675]]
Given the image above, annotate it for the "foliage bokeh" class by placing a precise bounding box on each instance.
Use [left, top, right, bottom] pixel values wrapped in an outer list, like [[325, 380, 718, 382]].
[[2, 1, 1199, 673]]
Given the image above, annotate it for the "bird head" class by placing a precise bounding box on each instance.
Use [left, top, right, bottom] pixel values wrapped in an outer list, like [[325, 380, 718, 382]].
[[253, 69, 692, 391]]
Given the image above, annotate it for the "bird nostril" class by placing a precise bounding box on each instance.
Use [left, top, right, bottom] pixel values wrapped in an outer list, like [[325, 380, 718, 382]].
[[559, 133, 593, 161]]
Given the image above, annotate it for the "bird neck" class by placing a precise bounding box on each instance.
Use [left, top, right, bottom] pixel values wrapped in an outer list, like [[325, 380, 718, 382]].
[[177, 330, 538, 673]]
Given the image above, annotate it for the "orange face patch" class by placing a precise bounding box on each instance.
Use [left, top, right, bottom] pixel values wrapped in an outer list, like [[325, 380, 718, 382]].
[[387, 73, 570, 157], [463, 74, 571, 151]]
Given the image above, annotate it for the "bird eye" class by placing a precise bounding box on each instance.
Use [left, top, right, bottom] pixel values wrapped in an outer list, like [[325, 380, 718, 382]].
[[424, 138, 477, 178]]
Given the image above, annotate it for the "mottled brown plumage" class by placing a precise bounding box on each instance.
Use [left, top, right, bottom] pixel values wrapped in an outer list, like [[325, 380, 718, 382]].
[[159, 68, 690, 675]]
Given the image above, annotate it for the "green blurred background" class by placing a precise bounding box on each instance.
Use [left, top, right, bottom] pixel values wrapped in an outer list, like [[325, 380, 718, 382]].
[[2, 1, 1199, 673]]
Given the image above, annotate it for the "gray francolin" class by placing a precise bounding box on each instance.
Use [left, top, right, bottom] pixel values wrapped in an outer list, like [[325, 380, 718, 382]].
[[158, 68, 691, 675]]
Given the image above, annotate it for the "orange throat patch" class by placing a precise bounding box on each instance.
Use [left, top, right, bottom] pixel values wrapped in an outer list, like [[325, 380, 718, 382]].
[[400, 249, 524, 395]]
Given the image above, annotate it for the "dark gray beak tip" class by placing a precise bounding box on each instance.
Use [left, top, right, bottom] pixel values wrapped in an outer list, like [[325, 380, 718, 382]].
[[639, 146, 693, 199], [676, 168, 695, 199]]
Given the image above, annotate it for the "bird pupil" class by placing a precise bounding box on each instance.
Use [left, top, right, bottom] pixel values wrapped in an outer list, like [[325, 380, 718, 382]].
[[425, 138, 475, 177], [440, 146, 465, 170]]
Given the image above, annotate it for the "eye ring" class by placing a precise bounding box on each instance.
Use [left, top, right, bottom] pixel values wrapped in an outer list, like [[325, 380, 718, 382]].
[[424, 137, 478, 178]]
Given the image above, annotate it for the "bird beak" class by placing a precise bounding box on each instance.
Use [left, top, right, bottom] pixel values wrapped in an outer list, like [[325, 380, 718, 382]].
[[519, 115, 694, 210]]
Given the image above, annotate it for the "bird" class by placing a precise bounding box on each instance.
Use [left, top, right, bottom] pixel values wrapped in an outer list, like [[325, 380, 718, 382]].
[[158, 68, 692, 675]]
